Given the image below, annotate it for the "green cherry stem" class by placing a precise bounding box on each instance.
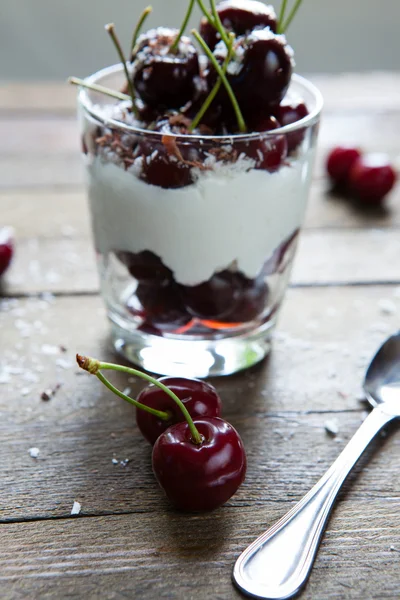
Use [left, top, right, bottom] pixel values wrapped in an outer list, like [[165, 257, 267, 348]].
[[192, 29, 246, 133], [281, 0, 304, 32], [189, 33, 234, 131], [96, 371, 171, 420], [210, 0, 230, 47], [170, 0, 195, 52], [105, 23, 136, 108], [196, 0, 215, 25], [76, 354, 203, 445], [130, 5, 153, 58], [68, 77, 131, 102], [277, 0, 289, 33]]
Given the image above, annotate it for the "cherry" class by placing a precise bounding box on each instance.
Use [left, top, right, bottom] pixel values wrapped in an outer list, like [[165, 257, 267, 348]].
[[136, 377, 222, 444], [223, 274, 268, 323], [117, 250, 173, 283], [132, 28, 200, 109], [76, 356, 247, 512], [213, 29, 293, 116], [130, 280, 191, 331], [0, 227, 14, 277], [238, 115, 287, 171], [152, 417, 246, 511], [348, 154, 397, 204], [263, 229, 299, 275], [326, 146, 362, 185], [181, 270, 242, 320], [200, 0, 277, 50], [274, 100, 309, 153]]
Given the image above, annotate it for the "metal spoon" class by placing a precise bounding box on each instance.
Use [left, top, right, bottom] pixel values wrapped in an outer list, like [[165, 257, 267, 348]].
[[233, 332, 400, 600]]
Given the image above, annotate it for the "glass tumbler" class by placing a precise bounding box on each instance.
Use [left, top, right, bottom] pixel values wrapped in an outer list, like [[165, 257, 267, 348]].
[[78, 65, 322, 377]]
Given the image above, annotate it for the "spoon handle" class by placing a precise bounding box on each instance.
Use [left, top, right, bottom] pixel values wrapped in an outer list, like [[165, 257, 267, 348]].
[[233, 406, 395, 600]]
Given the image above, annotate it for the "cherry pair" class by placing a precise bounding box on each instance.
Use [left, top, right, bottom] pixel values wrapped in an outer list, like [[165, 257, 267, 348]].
[[326, 146, 397, 204], [76, 355, 246, 511]]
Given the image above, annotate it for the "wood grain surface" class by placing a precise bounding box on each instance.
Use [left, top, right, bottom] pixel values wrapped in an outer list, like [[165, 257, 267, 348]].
[[0, 74, 399, 599]]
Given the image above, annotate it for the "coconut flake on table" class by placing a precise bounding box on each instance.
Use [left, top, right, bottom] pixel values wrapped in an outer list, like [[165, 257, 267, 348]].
[[378, 298, 397, 315], [324, 419, 339, 436], [28, 447, 40, 458], [71, 501, 81, 515]]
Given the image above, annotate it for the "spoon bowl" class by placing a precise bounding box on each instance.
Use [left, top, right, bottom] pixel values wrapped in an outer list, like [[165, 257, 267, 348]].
[[363, 331, 400, 407]]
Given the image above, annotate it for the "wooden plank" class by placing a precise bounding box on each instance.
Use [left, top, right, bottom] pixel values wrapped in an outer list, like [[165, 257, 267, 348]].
[[0, 498, 399, 600], [0, 82, 77, 112], [0, 287, 399, 522], [2, 227, 400, 296], [1, 73, 400, 113]]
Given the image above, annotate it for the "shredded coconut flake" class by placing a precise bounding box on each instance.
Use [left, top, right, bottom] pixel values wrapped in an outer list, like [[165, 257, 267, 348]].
[[71, 501, 81, 515], [29, 447, 40, 458]]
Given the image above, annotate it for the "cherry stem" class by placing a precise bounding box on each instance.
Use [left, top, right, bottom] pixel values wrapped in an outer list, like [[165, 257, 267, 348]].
[[76, 355, 203, 445], [105, 23, 136, 111], [192, 29, 246, 133], [277, 0, 289, 33], [96, 371, 171, 420], [281, 0, 304, 32], [210, 0, 230, 47], [189, 33, 233, 131], [170, 0, 195, 52], [68, 77, 131, 102], [130, 6, 153, 59], [196, 0, 215, 25]]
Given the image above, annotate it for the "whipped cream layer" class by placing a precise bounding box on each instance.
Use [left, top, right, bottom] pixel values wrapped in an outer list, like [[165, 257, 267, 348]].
[[87, 152, 313, 286]]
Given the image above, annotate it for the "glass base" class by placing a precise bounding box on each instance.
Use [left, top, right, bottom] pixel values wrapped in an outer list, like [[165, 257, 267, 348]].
[[109, 313, 275, 377]]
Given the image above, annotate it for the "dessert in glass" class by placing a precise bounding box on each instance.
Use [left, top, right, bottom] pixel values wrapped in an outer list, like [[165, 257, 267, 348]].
[[73, 0, 323, 377]]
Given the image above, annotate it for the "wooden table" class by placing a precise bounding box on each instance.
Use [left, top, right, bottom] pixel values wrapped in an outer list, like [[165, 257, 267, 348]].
[[1, 74, 399, 599]]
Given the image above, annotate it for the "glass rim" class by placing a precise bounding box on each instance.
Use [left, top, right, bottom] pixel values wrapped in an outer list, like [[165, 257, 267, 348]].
[[78, 64, 323, 142]]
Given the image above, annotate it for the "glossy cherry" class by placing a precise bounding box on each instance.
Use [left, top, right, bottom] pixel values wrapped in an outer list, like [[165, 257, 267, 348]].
[[326, 146, 362, 185], [238, 115, 287, 171], [0, 227, 14, 277], [152, 417, 247, 511], [130, 280, 191, 331], [213, 29, 293, 116], [132, 28, 200, 109], [136, 377, 222, 444], [181, 270, 243, 320], [223, 274, 269, 323], [348, 154, 397, 203], [117, 250, 173, 283], [274, 100, 309, 153], [200, 0, 277, 50]]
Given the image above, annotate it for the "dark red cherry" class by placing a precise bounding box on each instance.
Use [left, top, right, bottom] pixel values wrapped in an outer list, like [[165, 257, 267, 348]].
[[213, 29, 294, 115], [152, 417, 246, 511], [274, 100, 309, 153], [131, 280, 191, 330], [224, 274, 269, 323], [263, 229, 299, 275], [348, 154, 397, 204], [0, 227, 14, 277], [132, 28, 200, 109], [117, 250, 173, 283], [181, 270, 243, 320], [326, 146, 362, 185], [237, 115, 287, 171], [200, 0, 277, 50], [136, 377, 222, 444]]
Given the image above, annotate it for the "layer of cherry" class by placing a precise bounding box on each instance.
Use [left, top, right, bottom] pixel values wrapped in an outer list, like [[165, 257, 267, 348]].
[[89, 0, 309, 190], [117, 229, 297, 334]]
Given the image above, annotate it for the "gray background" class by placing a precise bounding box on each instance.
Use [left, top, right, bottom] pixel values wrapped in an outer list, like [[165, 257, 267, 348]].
[[1, 0, 399, 80]]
